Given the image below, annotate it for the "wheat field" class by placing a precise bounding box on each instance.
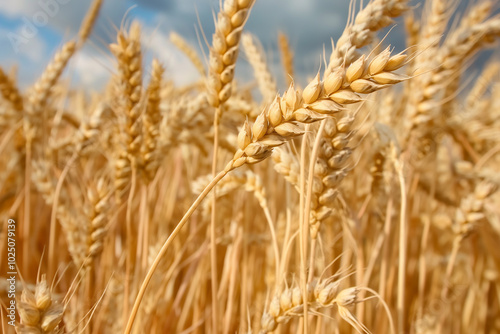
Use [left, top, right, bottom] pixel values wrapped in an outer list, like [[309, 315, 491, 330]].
[[1, 0, 500, 333]]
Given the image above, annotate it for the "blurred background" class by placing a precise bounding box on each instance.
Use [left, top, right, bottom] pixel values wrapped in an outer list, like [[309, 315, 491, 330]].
[[0, 0, 409, 91], [1, 1, 495, 93]]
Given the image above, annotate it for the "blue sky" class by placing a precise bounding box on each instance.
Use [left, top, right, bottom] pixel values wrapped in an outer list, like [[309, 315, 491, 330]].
[[0, 0, 363, 91], [0, 0, 489, 93]]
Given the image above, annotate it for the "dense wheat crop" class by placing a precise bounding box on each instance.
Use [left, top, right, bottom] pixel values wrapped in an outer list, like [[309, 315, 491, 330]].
[[1, 0, 500, 333]]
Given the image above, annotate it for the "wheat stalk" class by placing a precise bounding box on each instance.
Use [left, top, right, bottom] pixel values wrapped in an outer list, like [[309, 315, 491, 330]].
[[415, 0, 450, 71], [170, 32, 205, 76], [6, 2, 500, 334], [78, 0, 103, 44], [242, 33, 277, 104], [278, 31, 294, 85]]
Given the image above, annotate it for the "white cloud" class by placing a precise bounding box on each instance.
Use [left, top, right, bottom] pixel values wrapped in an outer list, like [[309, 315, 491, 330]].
[[71, 24, 203, 91], [0, 26, 48, 88], [8, 26, 47, 63], [72, 48, 113, 90], [142, 25, 201, 86], [0, 2, 34, 18], [1, 0, 128, 44], [0, 0, 376, 90]]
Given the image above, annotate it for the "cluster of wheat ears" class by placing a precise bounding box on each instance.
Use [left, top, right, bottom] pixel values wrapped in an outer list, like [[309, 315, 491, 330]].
[[0, 0, 499, 333]]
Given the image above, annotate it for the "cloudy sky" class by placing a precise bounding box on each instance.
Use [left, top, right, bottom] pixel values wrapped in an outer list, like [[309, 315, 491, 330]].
[[0, 0, 468, 92]]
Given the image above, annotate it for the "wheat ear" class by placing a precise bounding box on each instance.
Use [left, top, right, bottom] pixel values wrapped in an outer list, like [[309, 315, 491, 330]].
[[415, 0, 451, 72], [73, 103, 108, 153], [169, 32, 205, 76], [405, 12, 420, 49], [272, 147, 300, 191], [453, 181, 497, 240], [25, 41, 76, 139], [278, 31, 294, 85], [225, 49, 408, 172], [141, 59, 164, 181], [25, 0, 103, 138], [327, 0, 409, 72], [465, 61, 500, 110], [0, 66, 23, 111], [260, 277, 373, 334], [206, 0, 256, 109], [206, 2, 256, 330], [441, 181, 497, 305], [84, 177, 111, 269], [159, 93, 211, 154], [242, 33, 277, 104], [309, 114, 355, 238], [110, 21, 143, 196], [17, 275, 64, 334], [78, 0, 103, 44], [410, 9, 500, 129]]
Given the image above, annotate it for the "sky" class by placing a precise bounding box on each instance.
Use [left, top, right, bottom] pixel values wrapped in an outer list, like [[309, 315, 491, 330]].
[[0, 0, 487, 93], [0, 0, 366, 91]]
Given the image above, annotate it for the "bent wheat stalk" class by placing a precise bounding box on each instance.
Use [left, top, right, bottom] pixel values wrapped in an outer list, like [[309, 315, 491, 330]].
[[207, 1, 256, 330], [125, 48, 408, 333], [124, 170, 227, 334]]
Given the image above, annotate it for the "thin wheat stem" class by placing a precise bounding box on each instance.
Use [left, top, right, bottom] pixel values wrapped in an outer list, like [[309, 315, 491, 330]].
[[442, 236, 461, 299], [362, 199, 393, 288], [299, 124, 310, 334], [394, 152, 407, 334], [210, 107, 221, 333], [124, 169, 228, 334], [262, 204, 280, 286], [417, 214, 430, 321], [358, 286, 396, 334], [307, 120, 327, 283], [23, 140, 31, 275], [48, 153, 78, 280], [123, 160, 138, 326], [140, 184, 149, 274]]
